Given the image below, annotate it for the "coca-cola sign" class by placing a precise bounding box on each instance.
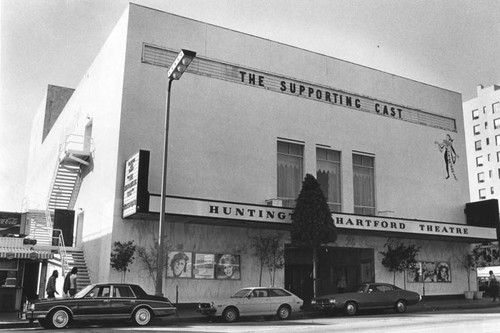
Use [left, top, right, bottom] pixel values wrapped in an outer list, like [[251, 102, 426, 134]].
[[0, 212, 21, 235]]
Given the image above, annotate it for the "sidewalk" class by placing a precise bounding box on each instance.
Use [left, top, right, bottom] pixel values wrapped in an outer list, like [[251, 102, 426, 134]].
[[2, 297, 500, 329]]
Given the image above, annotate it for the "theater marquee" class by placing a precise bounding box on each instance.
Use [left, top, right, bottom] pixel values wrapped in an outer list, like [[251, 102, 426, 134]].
[[147, 196, 496, 242]]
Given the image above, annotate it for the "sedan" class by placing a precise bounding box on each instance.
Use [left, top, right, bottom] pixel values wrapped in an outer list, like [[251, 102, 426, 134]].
[[198, 287, 303, 322], [20, 283, 176, 329], [311, 283, 421, 316]]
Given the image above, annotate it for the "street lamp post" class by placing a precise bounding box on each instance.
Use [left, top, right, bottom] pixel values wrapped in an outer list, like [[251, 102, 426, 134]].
[[155, 49, 196, 297]]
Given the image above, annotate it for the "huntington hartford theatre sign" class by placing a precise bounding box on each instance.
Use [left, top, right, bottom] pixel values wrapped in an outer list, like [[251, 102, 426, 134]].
[[146, 196, 496, 241]]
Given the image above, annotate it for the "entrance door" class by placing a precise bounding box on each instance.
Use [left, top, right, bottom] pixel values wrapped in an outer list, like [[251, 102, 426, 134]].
[[285, 245, 374, 304], [53, 209, 75, 247]]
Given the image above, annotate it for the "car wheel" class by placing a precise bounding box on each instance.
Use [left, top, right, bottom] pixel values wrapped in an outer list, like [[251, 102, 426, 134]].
[[223, 307, 238, 322], [38, 318, 50, 328], [133, 307, 153, 326], [277, 305, 291, 320], [395, 300, 407, 313], [49, 309, 70, 329], [345, 301, 358, 316]]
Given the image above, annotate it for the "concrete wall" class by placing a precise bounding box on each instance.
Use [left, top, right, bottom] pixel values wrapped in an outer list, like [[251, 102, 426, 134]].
[[118, 4, 468, 223]]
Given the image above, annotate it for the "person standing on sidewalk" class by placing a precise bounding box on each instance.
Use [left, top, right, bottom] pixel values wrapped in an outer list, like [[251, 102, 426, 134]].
[[63, 267, 78, 297], [488, 270, 499, 301], [46, 270, 59, 299]]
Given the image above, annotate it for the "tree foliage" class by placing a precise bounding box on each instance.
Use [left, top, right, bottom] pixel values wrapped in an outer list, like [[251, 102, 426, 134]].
[[379, 239, 420, 286], [291, 174, 337, 247], [110, 240, 136, 283], [136, 242, 171, 292], [291, 173, 337, 297], [251, 233, 285, 286]]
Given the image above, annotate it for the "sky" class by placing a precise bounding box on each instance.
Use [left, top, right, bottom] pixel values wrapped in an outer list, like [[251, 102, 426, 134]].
[[1, 0, 499, 212]]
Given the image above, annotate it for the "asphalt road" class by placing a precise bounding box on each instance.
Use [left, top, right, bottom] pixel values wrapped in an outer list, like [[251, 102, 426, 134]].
[[4, 308, 500, 333]]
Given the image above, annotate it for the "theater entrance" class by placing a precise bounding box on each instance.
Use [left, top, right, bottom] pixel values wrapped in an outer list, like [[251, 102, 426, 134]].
[[284, 246, 374, 305]]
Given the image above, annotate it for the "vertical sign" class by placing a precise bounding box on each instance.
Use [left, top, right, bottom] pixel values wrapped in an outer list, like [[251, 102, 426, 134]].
[[122, 150, 150, 218]]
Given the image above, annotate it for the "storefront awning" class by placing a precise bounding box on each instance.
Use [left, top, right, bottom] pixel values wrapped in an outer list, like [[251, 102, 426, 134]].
[[0, 247, 54, 260]]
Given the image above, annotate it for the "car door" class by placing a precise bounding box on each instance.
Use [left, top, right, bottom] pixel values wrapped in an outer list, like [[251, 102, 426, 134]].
[[364, 284, 384, 308], [74, 285, 111, 319], [240, 289, 270, 316], [109, 285, 137, 318]]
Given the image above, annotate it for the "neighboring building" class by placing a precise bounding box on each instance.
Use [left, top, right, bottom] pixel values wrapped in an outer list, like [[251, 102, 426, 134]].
[[463, 84, 500, 202], [22, 4, 496, 306]]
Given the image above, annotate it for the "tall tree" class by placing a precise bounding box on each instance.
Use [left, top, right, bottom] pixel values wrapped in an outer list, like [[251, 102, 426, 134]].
[[291, 173, 338, 297]]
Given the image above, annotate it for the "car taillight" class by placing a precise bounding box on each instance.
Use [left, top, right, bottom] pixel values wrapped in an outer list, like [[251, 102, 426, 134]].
[[311, 299, 316, 305]]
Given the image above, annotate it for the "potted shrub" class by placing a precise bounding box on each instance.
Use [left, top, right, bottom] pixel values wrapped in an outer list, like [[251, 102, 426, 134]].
[[460, 252, 475, 300]]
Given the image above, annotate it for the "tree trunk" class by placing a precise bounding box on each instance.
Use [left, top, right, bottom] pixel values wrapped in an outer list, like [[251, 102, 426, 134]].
[[259, 262, 263, 287], [312, 247, 318, 298]]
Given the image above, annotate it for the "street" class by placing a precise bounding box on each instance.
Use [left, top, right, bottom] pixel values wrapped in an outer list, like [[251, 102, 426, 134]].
[[4, 308, 500, 333]]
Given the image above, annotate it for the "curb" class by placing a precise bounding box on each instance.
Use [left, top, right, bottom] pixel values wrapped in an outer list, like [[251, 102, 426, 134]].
[[2, 301, 500, 328]]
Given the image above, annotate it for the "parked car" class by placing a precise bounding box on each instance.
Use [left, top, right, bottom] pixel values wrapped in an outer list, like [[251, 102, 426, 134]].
[[198, 287, 303, 322], [20, 283, 176, 329], [311, 283, 421, 316]]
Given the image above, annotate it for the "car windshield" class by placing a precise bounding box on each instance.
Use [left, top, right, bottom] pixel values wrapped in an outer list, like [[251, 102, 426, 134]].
[[356, 284, 370, 293], [74, 284, 95, 299], [231, 289, 252, 298]]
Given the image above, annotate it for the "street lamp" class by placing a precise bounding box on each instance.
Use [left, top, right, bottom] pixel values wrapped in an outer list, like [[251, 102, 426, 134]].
[[155, 49, 196, 297]]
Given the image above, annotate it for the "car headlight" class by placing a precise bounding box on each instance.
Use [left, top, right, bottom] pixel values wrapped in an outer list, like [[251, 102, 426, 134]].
[[28, 303, 35, 311], [311, 299, 316, 305], [329, 298, 336, 304]]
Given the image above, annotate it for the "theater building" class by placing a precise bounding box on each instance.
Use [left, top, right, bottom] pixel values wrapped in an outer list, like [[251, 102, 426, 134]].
[[23, 4, 496, 304]]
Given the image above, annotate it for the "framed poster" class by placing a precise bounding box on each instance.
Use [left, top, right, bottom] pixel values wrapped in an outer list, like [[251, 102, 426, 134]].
[[193, 253, 215, 279], [436, 262, 451, 282], [216, 254, 240, 280], [166, 251, 192, 278], [408, 261, 451, 283]]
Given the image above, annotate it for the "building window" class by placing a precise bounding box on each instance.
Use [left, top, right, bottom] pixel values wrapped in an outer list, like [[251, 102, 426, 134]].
[[487, 138, 490, 145], [277, 141, 303, 204], [478, 172, 485, 183], [475, 140, 482, 151], [494, 118, 500, 129], [496, 135, 500, 146], [491, 187, 495, 195], [316, 148, 341, 212], [353, 153, 375, 215], [484, 106, 487, 114], [476, 156, 484, 167], [490, 170, 493, 178], [497, 152, 500, 163], [472, 109, 479, 120], [493, 102, 499, 114], [479, 189, 486, 199], [474, 125, 480, 135], [485, 122, 489, 130]]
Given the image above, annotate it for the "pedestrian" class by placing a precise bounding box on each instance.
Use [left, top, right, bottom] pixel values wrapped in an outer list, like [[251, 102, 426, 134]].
[[488, 270, 498, 301], [46, 270, 59, 299], [337, 275, 347, 293], [64, 267, 78, 297]]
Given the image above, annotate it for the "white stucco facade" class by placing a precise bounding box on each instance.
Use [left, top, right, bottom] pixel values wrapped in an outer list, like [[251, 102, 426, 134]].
[[24, 4, 496, 303]]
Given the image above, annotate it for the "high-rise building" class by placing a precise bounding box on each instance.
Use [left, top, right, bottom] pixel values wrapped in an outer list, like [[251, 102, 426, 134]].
[[463, 84, 500, 202]]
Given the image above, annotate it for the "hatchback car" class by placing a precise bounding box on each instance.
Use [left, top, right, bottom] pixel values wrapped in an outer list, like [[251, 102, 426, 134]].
[[311, 283, 421, 316], [198, 287, 303, 322], [20, 283, 176, 329]]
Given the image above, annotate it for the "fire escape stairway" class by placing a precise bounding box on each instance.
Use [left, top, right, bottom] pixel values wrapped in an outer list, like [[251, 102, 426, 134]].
[[48, 164, 82, 211], [27, 210, 53, 246], [61, 249, 92, 291]]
